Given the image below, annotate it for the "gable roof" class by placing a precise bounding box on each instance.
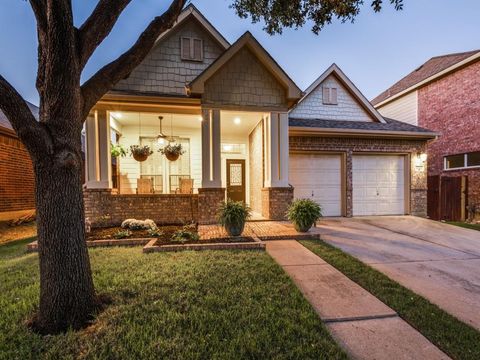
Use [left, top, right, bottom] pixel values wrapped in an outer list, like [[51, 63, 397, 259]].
[[187, 32, 302, 101], [372, 50, 480, 107], [295, 64, 386, 123], [155, 4, 229, 50], [0, 101, 39, 134]]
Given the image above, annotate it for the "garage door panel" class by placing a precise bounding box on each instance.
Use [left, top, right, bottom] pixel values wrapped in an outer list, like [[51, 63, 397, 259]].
[[353, 155, 405, 216], [289, 154, 342, 217]]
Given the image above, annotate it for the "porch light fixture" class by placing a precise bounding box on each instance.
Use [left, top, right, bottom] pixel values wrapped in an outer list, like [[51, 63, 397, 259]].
[[419, 153, 428, 162], [415, 152, 427, 168], [234, 117, 241, 125], [112, 112, 122, 119], [198, 116, 203, 122], [157, 116, 167, 144]]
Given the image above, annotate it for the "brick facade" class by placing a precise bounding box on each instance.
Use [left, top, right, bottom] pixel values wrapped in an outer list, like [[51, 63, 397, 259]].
[[197, 188, 225, 224], [203, 47, 288, 109], [418, 61, 480, 207], [261, 187, 294, 220], [289, 136, 428, 217], [84, 189, 198, 227], [0, 131, 35, 213]]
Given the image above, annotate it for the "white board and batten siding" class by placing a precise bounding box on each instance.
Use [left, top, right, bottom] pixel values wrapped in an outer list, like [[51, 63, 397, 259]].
[[289, 154, 343, 217], [352, 155, 405, 216], [377, 91, 418, 126]]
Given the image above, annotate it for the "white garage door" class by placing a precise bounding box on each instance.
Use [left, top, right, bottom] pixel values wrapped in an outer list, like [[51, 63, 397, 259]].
[[352, 155, 405, 216], [289, 154, 342, 216]]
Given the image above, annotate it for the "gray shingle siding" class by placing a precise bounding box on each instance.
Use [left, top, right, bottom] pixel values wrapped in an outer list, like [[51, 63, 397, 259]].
[[114, 17, 224, 96]]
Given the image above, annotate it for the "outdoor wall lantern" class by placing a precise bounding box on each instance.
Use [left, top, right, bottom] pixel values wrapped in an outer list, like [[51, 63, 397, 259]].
[[415, 152, 428, 168]]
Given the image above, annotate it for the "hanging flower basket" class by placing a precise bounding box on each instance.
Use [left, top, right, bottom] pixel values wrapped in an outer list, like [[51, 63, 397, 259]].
[[130, 145, 153, 162], [160, 143, 185, 162]]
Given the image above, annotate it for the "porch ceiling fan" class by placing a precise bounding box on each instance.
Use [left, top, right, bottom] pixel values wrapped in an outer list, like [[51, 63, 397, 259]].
[[157, 116, 169, 144]]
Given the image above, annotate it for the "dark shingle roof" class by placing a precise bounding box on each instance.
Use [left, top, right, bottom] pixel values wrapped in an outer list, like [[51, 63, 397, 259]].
[[289, 117, 436, 136], [372, 50, 479, 106], [0, 102, 39, 131]]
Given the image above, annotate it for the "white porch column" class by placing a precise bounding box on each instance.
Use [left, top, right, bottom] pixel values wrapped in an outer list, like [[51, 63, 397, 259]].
[[264, 112, 289, 188], [201, 108, 222, 188], [85, 109, 112, 189]]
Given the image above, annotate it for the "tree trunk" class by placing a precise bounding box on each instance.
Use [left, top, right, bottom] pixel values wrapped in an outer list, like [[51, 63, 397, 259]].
[[33, 120, 97, 334]]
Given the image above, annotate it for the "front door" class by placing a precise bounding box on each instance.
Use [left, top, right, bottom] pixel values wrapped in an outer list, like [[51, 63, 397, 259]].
[[226, 159, 246, 203]]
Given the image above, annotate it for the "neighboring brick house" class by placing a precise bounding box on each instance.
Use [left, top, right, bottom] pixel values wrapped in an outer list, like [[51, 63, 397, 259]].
[[0, 103, 38, 214], [84, 5, 436, 226], [373, 50, 480, 220]]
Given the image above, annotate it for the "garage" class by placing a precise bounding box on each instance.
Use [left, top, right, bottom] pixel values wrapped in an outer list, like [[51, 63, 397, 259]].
[[352, 155, 406, 216], [289, 153, 343, 216]]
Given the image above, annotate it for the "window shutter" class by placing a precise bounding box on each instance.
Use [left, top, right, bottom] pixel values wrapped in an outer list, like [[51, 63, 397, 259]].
[[181, 37, 191, 60], [330, 88, 338, 104], [322, 86, 330, 104], [193, 39, 203, 61]]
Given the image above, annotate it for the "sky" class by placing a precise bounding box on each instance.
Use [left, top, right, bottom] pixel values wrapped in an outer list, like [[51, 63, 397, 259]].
[[0, 0, 479, 106]]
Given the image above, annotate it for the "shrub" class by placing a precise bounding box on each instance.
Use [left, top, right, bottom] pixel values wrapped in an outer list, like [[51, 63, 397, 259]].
[[113, 229, 132, 239], [286, 199, 322, 232], [111, 143, 127, 158], [121, 219, 157, 231], [171, 227, 200, 244], [147, 228, 164, 238]]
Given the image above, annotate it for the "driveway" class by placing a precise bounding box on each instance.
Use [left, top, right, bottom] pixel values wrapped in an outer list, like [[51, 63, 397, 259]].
[[316, 216, 480, 330]]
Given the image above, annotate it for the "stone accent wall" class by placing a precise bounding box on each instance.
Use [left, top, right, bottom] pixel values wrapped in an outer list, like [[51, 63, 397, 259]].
[[418, 60, 480, 206], [203, 47, 288, 109], [84, 189, 198, 227], [0, 131, 35, 213], [262, 187, 294, 220], [290, 136, 428, 217], [198, 188, 225, 224], [114, 18, 224, 96], [249, 121, 263, 214], [290, 74, 374, 122]]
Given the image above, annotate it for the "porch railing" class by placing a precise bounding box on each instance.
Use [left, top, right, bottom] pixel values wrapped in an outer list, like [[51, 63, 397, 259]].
[[140, 175, 163, 193]]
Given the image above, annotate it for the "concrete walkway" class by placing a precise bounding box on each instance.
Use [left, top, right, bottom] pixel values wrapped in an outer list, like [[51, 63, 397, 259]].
[[316, 216, 480, 330], [266, 240, 450, 360]]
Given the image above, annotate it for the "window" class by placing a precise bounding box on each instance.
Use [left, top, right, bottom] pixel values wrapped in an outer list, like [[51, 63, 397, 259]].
[[180, 37, 203, 62], [322, 86, 338, 105], [445, 151, 480, 170]]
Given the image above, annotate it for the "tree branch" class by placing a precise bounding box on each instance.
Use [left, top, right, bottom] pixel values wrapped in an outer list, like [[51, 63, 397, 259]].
[[28, 0, 47, 30], [78, 0, 132, 69], [81, 0, 186, 118], [0, 74, 53, 158]]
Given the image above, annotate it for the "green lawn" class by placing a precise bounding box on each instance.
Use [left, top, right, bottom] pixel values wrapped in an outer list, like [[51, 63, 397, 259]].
[[301, 239, 480, 360], [0, 239, 346, 360], [446, 221, 480, 232]]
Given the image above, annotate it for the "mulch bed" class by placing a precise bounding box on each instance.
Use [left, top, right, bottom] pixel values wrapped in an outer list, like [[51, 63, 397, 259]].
[[87, 225, 183, 242]]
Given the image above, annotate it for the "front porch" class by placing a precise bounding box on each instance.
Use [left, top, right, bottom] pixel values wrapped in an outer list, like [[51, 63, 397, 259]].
[[84, 107, 292, 226]]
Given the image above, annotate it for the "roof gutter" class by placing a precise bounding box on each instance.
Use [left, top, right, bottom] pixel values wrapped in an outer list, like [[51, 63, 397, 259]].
[[289, 126, 438, 140], [375, 52, 480, 108]]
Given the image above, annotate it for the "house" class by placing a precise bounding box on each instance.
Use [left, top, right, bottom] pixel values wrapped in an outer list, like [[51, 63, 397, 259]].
[[84, 4, 436, 226], [372, 50, 480, 221], [0, 102, 38, 214]]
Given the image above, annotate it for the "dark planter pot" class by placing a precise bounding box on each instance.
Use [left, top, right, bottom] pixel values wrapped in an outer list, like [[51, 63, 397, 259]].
[[165, 151, 180, 161], [224, 221, 245, 237], [293, 221, 313, 233], [132, 152, 149, 162]]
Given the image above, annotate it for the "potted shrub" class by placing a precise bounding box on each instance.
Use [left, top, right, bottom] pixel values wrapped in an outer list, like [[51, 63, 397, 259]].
[[111, 143, 127, 158], [217, 200, 251, 236], [160, 143, 185, 161], [286, 199, 322, 233], [130, 145, 153, 162]]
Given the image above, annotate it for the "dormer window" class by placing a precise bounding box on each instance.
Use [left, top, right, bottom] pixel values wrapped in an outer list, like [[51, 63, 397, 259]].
[[181, 37, 203, 62], [322, 86, 338, 105]]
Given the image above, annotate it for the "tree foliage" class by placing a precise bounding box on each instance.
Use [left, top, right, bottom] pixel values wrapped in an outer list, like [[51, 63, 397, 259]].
[[231, 0, 403, 34]]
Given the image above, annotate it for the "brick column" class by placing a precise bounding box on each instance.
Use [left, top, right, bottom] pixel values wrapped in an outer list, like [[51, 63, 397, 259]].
[[261, 187, 293, 220], [345, 150, 353, 217], [198, 187, 225, 224]]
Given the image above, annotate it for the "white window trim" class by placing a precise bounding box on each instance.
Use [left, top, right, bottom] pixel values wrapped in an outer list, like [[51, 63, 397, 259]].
[[322, 86, 338, 105], [444, 152, 480, 171]]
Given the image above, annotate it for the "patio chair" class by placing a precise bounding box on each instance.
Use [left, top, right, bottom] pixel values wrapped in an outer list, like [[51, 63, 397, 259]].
[[179, 178, 194, 194], [137, 178, 153, 194]]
